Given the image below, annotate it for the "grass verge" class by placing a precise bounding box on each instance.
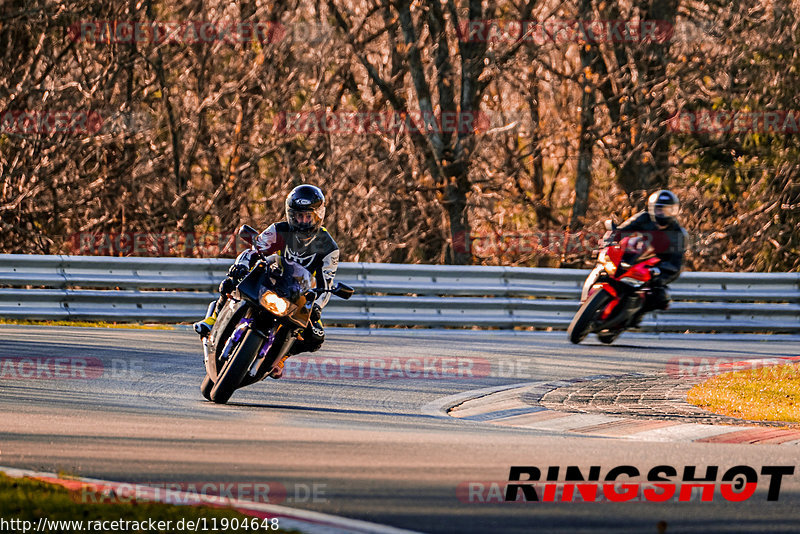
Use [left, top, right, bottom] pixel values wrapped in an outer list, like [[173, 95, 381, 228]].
[[687, 363, 800, 423], [0, 472, 292, 533], [0, 318, 173, 329]]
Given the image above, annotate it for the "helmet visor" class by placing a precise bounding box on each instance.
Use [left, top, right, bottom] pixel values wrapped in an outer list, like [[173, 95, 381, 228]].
[[287, 205, 325, 232], [653, 203, 679, 220]]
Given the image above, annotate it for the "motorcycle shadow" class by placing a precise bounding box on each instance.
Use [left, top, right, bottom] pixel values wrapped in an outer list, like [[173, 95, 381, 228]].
[[577, 340, 682, 350], [207, 401, 432, 420]]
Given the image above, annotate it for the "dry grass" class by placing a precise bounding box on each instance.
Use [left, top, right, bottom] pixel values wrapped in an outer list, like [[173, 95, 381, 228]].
[[0, 319, 173, 330], [0, 473, 293, 533], [687, 363, 800, 423]]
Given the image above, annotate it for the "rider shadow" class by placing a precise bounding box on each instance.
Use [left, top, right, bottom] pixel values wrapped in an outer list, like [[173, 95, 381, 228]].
[[218, 401, 434, 419], [583, 341, 676, 352]]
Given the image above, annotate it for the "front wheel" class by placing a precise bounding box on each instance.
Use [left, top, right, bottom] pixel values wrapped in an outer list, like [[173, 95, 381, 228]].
[[597, 330, 622, 345], [200, 374, 214, 401], [568, 289, 613, 344], [210, 330, 263, 404]]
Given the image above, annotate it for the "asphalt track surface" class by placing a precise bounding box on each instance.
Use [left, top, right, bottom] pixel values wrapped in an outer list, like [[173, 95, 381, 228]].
[[1, 325, 800, 533]]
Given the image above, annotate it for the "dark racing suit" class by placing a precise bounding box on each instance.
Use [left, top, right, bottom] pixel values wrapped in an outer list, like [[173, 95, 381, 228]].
[[219, 222, 339, 355], [605, 211, 687, 319]]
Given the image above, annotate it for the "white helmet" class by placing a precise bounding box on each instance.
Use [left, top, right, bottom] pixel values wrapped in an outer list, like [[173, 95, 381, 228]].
[[648, 190, 679, 227]]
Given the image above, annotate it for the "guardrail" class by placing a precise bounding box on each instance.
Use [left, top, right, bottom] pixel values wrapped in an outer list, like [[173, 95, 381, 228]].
[[0, 254, 798, 333]]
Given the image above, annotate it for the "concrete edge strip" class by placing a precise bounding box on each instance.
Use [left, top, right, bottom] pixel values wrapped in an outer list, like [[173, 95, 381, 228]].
[[0, 466, 421, 534], [419, 381, 540, 418], [424, 374, 623, 421], [458, 406, 548, 422], [423, 359, 800, 444]]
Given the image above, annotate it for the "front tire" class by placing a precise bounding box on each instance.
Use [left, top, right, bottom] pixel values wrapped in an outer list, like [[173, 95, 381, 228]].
[[568, 289, 612, 344], [200, 374, 214, 401], [597, 330, 622, 344], [210, 330, 263, 404]]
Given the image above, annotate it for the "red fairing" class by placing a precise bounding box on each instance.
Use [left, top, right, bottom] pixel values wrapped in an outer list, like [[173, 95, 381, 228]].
[[606, 242, 624, 265], [601, 284, 618, 298], [626, 256, 661, 281], [600, 295, 620, 319]]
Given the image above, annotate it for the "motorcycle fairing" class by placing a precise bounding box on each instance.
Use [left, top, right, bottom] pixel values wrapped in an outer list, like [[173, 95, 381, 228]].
[[207, 298, 246, 363]]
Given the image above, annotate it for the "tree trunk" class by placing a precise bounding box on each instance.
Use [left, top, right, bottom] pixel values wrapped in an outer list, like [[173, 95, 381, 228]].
[[571, 3, 597, 229]]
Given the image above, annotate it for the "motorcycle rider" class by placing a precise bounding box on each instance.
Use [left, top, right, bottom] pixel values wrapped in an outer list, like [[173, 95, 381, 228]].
[[194, 184, 339, 378], [604, 190, 687, 326]]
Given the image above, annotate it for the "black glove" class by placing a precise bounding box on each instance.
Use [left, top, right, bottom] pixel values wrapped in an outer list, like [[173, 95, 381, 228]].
[[268, 255, 286, 276], [227, 263, 250, 280], [648, 267, 665, 286], [310, 303, 322, 323]]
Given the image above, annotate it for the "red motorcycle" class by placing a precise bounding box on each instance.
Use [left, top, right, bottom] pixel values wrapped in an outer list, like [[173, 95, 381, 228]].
[[568, 223, 662, 344]]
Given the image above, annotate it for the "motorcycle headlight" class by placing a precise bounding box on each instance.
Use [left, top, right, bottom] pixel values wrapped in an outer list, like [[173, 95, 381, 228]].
[[260, 291, 291, 316], [603, 260, 617, 275]]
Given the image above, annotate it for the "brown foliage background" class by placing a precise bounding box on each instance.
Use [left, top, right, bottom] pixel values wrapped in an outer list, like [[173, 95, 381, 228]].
[[1, 0, 798, 271]]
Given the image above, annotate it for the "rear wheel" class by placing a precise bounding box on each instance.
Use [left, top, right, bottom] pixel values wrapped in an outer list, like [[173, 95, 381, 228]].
[[568, 289, 613, 344], [210, 330, 263, 404]]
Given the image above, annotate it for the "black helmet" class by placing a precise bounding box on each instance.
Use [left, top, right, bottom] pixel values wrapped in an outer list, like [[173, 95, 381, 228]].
[[285, 184, 325, 240], [648, 190, 680, 227]]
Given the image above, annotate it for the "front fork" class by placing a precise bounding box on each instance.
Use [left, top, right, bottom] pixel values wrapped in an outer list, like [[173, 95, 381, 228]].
[[203, 303, 304, 382], [581, 265, 603, 302], [246, 324, 303, 379], [248, 324, 283, 378], [582, 265, 649, 330], [204, 308, 252, 379], [201, 300, 217, 365], [598, 279, 647, 329]]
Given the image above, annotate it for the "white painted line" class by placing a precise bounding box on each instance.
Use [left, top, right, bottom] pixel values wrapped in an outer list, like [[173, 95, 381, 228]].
[[0, 466, 420, 534], [325, 328, 800, 342], [625, 423, 745, 443]]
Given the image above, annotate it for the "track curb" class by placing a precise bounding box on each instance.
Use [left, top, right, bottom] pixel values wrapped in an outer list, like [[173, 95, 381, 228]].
[[424, 358, 800, 445]]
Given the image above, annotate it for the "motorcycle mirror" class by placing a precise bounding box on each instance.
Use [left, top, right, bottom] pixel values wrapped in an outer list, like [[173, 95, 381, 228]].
[[238, 224, 259, 246], [604, 219, 617, 231], [333, 283, 355, 300]]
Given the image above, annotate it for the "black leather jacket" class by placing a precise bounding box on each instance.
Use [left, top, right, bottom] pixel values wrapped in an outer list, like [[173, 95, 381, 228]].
[[606, 211, 687, 285], [233, 222, 340, 308]]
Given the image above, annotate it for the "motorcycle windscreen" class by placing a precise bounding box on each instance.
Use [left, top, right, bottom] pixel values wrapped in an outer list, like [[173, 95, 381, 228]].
[[283, 259, 316, 293], [260, 260, 314, 300], [268, 260, 315, 326], [236, 258, 315, 323], [236, 264, 269, 306]]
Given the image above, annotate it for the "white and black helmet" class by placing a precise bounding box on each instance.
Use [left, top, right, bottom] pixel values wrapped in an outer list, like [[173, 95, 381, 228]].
[[648, 190, 680, 227], [285, 184, 326, 240]]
